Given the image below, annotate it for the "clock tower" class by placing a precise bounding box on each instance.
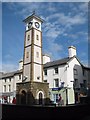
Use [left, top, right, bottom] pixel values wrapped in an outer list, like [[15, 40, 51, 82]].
[[16, 12, 50, 105]]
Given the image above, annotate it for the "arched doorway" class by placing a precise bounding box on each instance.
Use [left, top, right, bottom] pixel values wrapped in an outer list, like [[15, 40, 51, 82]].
[[39, 92, 43, 105], [21, 90, 27, 104], [37, 91, 44, 105]]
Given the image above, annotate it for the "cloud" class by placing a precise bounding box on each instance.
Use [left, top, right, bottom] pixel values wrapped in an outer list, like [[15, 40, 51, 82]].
[[46, 12, 86, 27], [0, 62, 18, 72], [43, 43, 63, 60], [2, 2, 88, 62]]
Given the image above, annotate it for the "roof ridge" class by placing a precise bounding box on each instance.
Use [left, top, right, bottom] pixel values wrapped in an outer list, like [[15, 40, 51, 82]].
[[46, 57, 70, 63]]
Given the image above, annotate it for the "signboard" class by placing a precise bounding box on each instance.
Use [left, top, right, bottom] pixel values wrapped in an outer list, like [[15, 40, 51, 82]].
[[52, 87, 62, 91]]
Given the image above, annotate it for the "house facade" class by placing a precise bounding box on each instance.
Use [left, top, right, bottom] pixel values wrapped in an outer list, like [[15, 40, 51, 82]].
[[0, 63, 23, 104], [44, 46, 90, 105], [0, 46, 90, 105]]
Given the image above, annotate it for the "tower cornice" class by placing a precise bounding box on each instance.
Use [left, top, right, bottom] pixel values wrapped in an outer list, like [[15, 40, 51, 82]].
[[23, 14, 44, 23]]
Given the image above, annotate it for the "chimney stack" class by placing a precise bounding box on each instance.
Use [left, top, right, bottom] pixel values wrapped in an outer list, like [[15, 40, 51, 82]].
[[19, 59, 23, 70], [68, 46, 76, 58], [43, 54, 51, 64]]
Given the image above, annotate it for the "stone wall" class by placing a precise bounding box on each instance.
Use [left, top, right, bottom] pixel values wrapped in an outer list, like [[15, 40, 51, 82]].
[[16, 81, 50, 105]]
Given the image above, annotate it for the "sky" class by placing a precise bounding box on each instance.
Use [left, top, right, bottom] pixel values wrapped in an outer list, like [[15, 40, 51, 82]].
[[1, 1, 89, 72]]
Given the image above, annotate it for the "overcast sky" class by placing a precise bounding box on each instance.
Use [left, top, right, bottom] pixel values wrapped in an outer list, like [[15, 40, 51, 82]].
[[1, 1, 89, 72]]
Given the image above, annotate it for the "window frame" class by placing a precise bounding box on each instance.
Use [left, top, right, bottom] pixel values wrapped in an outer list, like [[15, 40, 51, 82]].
[[27, 34, 30, 41], [19, 75, 21, 80], [74, 69, 78, 75], [26, 52, 29, 58], [36, 34, 39, 40], [44, 69, 47, 76], [54, 78, 59, 88], [4, 85, 6, 92], [9, 78, 11, 82], [54, 67, 58, 74], [8, 84, 11, 92], [36, 52, 39, 58]]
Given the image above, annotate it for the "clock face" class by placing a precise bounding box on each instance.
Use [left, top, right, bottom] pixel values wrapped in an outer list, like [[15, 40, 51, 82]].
[[35, 22, 40, 28], [28, 22, 32, 29]]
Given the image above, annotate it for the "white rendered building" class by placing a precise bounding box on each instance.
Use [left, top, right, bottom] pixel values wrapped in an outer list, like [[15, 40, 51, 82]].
[[43, 46, 90, 105], [0, 62, 23, 104]]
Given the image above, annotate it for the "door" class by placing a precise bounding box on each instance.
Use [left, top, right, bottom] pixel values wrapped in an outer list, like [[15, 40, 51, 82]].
[[39, 92, 43, 105], [21, 90, 26, 104]]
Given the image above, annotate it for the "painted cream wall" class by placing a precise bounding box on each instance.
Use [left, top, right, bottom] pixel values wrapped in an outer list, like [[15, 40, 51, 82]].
[[23, 64, 30, 82], [68, 88, 75, 104], [25, 30, 32, 46], [34, 46, 41, 64], [34, 30, 41, 46], [24, 46, 31, 64], [34, 64, 42, 82]]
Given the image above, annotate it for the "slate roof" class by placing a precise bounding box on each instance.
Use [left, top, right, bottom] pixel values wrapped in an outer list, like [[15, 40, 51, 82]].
[[82, 65, 90, 70], [0, 69, 22, 79], [44, 57, 73, 68]]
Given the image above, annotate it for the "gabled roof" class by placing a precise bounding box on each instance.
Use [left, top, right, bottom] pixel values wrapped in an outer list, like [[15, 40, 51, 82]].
[[44, 57, 74, 68], [0, 69, 23, 79], [44, 56, 90, 70], [82, 65, 90, 70]]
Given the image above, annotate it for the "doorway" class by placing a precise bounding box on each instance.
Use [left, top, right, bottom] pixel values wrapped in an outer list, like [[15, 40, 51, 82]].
[[21, 90, 26, 104], [39, 92, 43, 105]]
